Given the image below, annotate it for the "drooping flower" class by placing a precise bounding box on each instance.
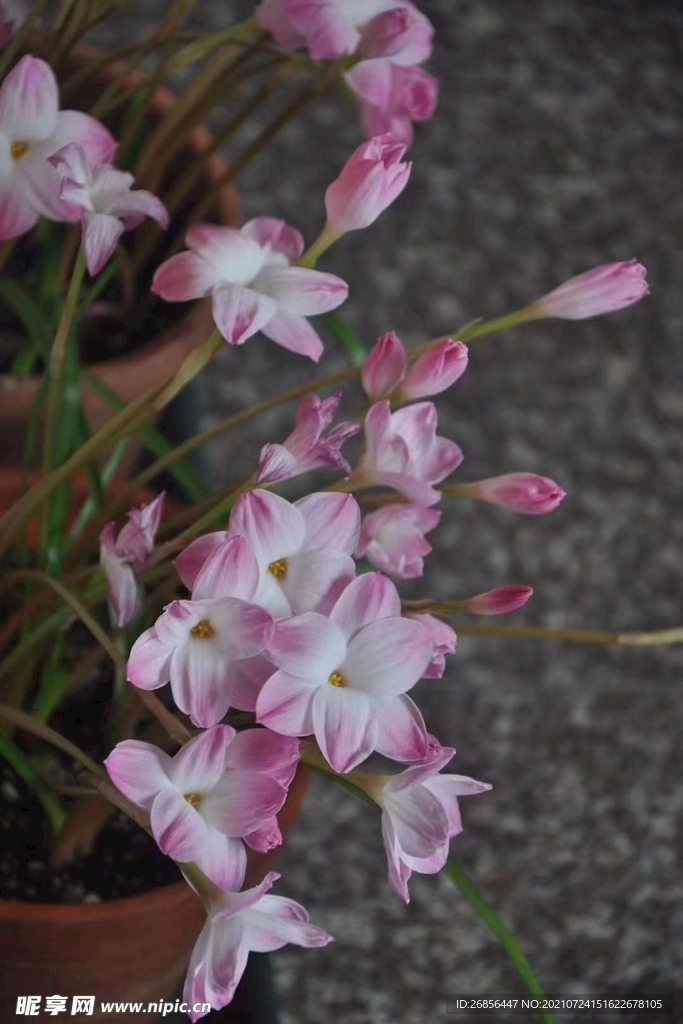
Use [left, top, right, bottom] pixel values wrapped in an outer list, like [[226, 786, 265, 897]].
[[324, 135, 411, 236], [361, 331, 467, 402], [127, 536, 274, 727], [402, 612, 456, 679], [0, 55, 115, 239], [184, 871, 332, 1020], [257, 573, 435, 772], [100, 492, 164, 627], [0, 0, 30, 46], [152, 218, 348, 361], [463, 472, 566, 515], [373, 744, 491, 901], [356, 503, 440, 578], [52, 144, 168, 275], [532, 260, 649, 320], [104, 726, 298, 893], [359, 400, 463, 506], [256, 393, 359, 485], [349, 60, 438, 146]]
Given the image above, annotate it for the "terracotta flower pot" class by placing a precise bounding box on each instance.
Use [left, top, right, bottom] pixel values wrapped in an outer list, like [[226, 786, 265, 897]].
[[0, 51, 239, 469], [0, 465, 311, 1021]]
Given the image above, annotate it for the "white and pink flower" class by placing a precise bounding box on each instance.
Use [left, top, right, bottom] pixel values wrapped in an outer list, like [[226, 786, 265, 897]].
[[152, 217, 348, 361], [403, 612, 456, 679], [256, 573, 434, 772], [52, 143, 168, 275], [256, 393, 359, 485], [359, 400, 463, 506], [100, 492, 164, 628], [105, 726, 298, 893], [356, 503, 440, 578], [0, 55, 115, 239], [184, 871, 332, 1021]]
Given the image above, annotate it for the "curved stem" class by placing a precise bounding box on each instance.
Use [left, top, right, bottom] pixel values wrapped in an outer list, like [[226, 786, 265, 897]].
[[448, 621, 683, 646]]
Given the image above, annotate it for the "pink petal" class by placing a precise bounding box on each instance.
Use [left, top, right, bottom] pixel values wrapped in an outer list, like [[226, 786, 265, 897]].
[[287, 0, 359, 58], [225, 729, 299, 787], [152, 250, 222, 302], [361, 331, 406, 401], [244, 894, 333, 951], [230, 489, 305, 564], [228, 654, 277, 713], [254, 266, 348, 315], [295, 492, 361, 553], [241, 216, 304, 263], [256, 669, 318, 736], [196, 830, 247, 893], [330, 572, 401, 641], [283, 548, 356, 615], [267, 613, 345, 679], [102, 551, 138, 627], [211, 284, 277, 345], [82, 212, 124, 275], [345, 57, 394, 109], [168, 725, 235, 794], [192, 535, 260, 602], [47, 110, 116, 165], [201, 771, 287, 836], [0, 55, 58, 139], [312, 685, 375, 774], [382, 815, 412, 902], [373, 694, 429, 763], [104, 740, 173, 810], [425, 773, 492, 834], [0, 171, 38, 238], [186, 223, 265, 280], [383, 745, 455, 793], [343, 617, 434, 696], [170, 641, 234, 728], [20, 156, 78, 222], [175, 531, 230, 591], [385, 786, 449, 857], [244, 817, 282, 853], [260, 309, 324, 362], [127, 627, 173, 690], [150, 787, 208, 861]]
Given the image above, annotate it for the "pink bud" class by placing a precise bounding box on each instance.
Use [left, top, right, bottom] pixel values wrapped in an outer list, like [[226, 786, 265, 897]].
[[359, 8, 434, 64], [470, 473, 566, 515], [361, 330, 406, 401], [398, 340, 468, 400], [389, 64, 438, 121], [465, 586, 534, 615], [535, 260, 649, 320], [324, 134, 411, 234]]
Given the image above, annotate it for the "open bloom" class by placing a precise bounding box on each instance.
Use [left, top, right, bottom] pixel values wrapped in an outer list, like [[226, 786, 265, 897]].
[[361, 331, 467, 402], [256, 393, 359, 485], [105, 727, 298, 893], [324, 135, 411, 235], [359, 400, 463, 506], [403, 612, 456, 679], [376, 744, 491, 901], [152, 217, 348, 361], [53, 144, 168, 275], [0, 55, 115, 239], [533, 260, 648, 319], [100, 493, 164, 627], [184, 872, 332, 1020], [466, 472, 566, 515], [356, 504, 440, 578], [257, 573, 434, 772], [128, 536, 274, 727]]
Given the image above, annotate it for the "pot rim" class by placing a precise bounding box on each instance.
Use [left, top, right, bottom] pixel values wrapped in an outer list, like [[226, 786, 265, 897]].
[[0, 877, 195, 922]]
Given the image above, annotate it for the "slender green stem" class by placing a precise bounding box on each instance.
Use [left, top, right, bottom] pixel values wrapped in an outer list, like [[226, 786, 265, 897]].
[[444, 859, 555, 1024], [458, 306, 541, 341], [0, 732, 66, 833], [447, 621, 683, 646], [0, 704, 105, 779], [298, 225, 341, 269]]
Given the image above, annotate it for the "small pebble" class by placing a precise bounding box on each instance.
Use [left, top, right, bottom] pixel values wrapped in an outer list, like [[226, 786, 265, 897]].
[[27, 860, 45, 874], [82, 893, 102, 904], [1, 780, 18, 802]]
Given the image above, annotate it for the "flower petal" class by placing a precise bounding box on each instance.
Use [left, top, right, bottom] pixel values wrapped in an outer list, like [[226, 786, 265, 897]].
[[254, 266, 348, 315], [267, 613, 345, 679], [312, 685, 375, 774], [192, 534, 260, 602], [241, 216, 304, 263], [82, 211, 124, 275], [127, 627, 173, 690], [152, 250, 222, 302], [211, 283, 277, 345], [104, 740, 173, 810], [175, 531, 230, 591], [373, 694, 429, 763], [343, 617, 433, 695], [150, 787, 208, 861], [260, 309, 324, 362], [201, 771, 287, 836], [331, 572, 401, 640], [256, 669, 318, 736], [282, 548, 356, 615], [196, 829, 247, 893], [295, 492, 361, 554], [385, 785, 449, 858], [244, 894, 333, 951], [230, 489, 305, 564], [169, 725, 235, 793], [225, 728, 299, 787], [0, 55, 57, 139]]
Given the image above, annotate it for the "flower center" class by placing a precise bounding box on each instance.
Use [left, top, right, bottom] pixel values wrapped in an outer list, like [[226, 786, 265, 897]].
[[11, 140, 28, 160], [268, 558, 288, 580], [190, 619, 214, 640], [328, 670, 347, 688], [184, 792, 202, 808]]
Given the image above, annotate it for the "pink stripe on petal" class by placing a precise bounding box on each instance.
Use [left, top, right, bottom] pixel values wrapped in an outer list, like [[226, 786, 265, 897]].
[[192, 535, 260, 602], [256, 670, 318, 736], [211, 283, 277, 346], [312, 685, 375, 774], [168, 725, 235, 793], [175, 531, 230, 591], [152, 250, 222, 302], [267, 613, 345, 679], [260, 310, 324, 362], [385, 786, 449, 858], [373, 694, 429, 763], [241, 216, 304, 263], [48, 110, 116, 165], [127, 627, 173, 689], [283, 548, 356, 615], [295, 492, 361, 554], [195, 830, 247, 893], [82, 212, 124, 276], [230, 489, 306, 564], [226, 729, 299, 786], [104, 739, 173, 810], [330, 572, 401, 640], [0, 55, 58, 138], [150, 787, 208, 861], [0, 174, 38, 239], [201, 771, 286, 836]]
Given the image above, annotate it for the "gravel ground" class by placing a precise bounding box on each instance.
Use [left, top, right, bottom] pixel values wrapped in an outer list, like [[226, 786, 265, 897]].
[[104, 2, 683, 1021]]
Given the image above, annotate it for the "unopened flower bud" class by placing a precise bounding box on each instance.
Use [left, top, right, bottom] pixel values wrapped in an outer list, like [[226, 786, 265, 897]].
[[361, 331, 406, 401], [324, 134, 411, 235], [533, 260, 648, 320], [398, 340, 468, 400], [468, 473, 566, 515], [464, 586, 534, 615]]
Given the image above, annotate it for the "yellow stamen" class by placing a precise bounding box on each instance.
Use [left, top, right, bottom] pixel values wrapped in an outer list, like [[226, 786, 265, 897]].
[[268, 558, 288, 579], [11, 140, 28, 160], [328, 670, 346, 688], [184, 792, 202, 808], [190, 619, 214, 640]]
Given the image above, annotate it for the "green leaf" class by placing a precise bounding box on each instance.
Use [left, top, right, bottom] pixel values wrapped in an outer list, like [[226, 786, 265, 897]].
[[0, 732, 65, 833], [321, 310, 367, 367], [443, 859, 555, 1024], [0, 280, 55, 358]]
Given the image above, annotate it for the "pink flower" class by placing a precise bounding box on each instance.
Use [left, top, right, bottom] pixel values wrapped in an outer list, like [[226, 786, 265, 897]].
[[256, 393, 359, 485], [100, 492, 164, 627], [284, 0, 431, 62], [376, 745, 491, 901], [403, 613, 456, 678], [467, 473, 566, 515], [184, 872, 332, 1020], [359, 5, 434, 64], [256, 573, 434, 772], [350, 61, 438, 145], [52, 144, 168, 275], [534, 260, 649, 320], [255, 0, 304, 48], [127, 536, 274, 727], [464, 586, 534, 615], [104, 727, 298, 893], [356, 504, 440, 579], [324, 135, 411, 235], [0, 56, 115, 239], [360, 400, 463, 506], [152, 218, 348, 361], [361, 332, 467, 402], [0, 0, 30, 46]]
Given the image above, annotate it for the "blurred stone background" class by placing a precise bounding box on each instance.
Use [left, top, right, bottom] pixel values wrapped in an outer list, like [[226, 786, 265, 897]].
[[110, 1, 683, 1020]]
